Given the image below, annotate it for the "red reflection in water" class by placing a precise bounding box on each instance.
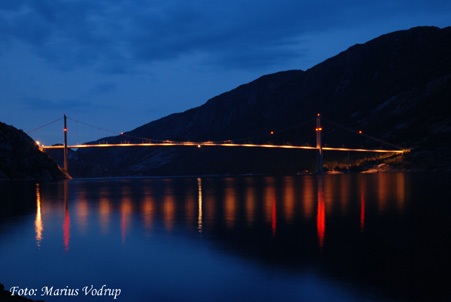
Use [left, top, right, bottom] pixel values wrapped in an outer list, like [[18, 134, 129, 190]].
[[63, 181, 70, 251], [63, 207, 70, 251], [317, 178, 325, 250], [63, 208, 70, 251]]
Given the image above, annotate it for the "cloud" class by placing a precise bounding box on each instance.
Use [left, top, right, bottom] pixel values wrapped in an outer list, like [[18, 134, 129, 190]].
[[1, 0, 450, 73]]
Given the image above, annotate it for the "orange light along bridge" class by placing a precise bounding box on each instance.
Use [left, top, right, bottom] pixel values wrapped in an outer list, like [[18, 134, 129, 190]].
[[34, 114, 409, 174], [42, 141, 406, 153]]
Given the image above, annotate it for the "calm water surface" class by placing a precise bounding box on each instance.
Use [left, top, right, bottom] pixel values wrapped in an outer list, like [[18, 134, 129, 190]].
[[1, 173, 450, 301]]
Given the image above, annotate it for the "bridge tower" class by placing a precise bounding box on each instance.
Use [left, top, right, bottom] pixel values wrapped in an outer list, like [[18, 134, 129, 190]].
[[316, 113, 323, 174], [64, 114, 68, 172]]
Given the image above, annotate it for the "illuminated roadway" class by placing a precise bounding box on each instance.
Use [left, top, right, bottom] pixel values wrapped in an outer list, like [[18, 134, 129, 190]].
[[41, 141, 407, 153]]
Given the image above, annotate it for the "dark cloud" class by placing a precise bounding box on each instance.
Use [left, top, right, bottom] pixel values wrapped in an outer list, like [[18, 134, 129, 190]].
[[1, 0, 450, 73]]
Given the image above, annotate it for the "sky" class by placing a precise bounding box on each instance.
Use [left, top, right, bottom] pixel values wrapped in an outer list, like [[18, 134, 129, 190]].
[[1, 0, 450, 145]]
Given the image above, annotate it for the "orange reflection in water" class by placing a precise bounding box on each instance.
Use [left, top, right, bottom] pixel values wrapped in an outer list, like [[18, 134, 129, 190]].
[[121, 197, 133, 244], [99, 190, 111, 234], [162, 186, 175, 231], [302, 178, 315, 220], [245, 181, 256, 226], [396, 173, 406, 211], [323, 177, 336, 216], [224, 178, 237, 229], [35, 184, 43, 248], [183, 184, 196, 227], [282, 177, 295, 223], [76, 190, 89, 234], [120, 182, 133, 243], [141, 195, 155, 232], [264, 178, 275, 224], [204, 183, 215, 229], [377, 174, 389, 212], [316, 177, 325, 250], [338, 176, 350, 213]]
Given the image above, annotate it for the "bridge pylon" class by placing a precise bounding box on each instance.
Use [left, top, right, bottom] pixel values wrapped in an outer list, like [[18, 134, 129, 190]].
[[316, 113, 323, 174], [64, 114, 68, 172]]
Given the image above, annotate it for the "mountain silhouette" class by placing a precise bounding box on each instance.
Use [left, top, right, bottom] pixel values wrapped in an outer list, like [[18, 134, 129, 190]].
[[54, 26, 451, 176]]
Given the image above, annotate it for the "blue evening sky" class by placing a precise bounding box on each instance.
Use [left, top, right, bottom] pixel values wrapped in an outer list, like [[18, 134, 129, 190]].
[[1, 0, 450, 145]]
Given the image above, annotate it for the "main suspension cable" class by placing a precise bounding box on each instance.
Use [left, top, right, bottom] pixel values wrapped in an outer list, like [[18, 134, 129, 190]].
[[322, 118, 403, 150], [27, 117, 63, 134]]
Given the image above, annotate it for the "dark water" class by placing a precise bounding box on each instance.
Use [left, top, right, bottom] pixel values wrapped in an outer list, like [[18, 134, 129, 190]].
[[1, 173, 450, 301]]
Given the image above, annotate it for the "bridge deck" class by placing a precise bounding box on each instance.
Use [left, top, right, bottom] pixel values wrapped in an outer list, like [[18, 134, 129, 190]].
[[42, 142, 406, 153]]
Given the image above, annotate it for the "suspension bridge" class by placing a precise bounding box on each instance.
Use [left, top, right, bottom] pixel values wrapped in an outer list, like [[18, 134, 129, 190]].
[[28, 114, 408, 174]]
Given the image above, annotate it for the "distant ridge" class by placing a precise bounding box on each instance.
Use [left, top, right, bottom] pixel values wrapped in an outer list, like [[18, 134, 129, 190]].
[[58, 26, 451, 176]]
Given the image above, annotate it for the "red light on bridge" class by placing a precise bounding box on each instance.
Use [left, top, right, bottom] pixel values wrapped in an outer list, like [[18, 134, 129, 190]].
[[317, 113, 320, 117], [315, 127, 323, 131], [358, 130, 362, 134], [64, 128, 67, 132], [270, 131, 274, 135]]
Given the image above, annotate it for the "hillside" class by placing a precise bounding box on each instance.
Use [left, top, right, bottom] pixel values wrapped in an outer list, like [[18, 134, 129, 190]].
[[0, 122, 67, 180], [57, 26, 451, 176]]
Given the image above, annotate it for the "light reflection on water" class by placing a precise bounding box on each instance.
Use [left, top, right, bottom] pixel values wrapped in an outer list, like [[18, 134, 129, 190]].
[[317, 177, 325, 250], [1, 173, 450, 301], [197, 178, 203, 234], [34, 184, 43, 248]]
